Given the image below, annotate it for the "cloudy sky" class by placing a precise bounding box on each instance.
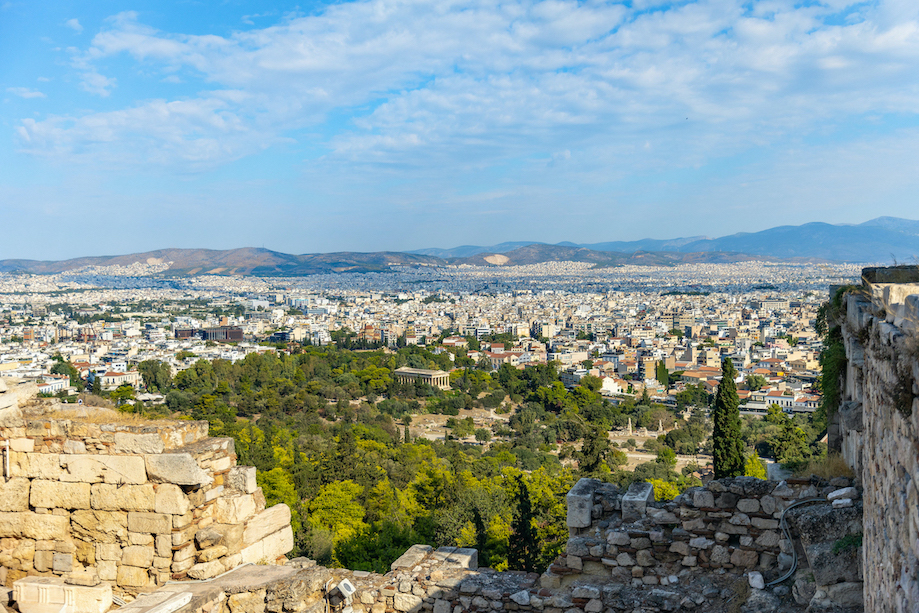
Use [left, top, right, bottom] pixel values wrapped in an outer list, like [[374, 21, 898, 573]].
[[2, 0, 919, 260]]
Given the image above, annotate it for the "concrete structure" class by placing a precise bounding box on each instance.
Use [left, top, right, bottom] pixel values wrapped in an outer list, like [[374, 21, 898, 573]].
[[393, 367, 451, 390]]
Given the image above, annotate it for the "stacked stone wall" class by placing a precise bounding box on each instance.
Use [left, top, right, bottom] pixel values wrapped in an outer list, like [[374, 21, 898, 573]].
[[839, 272, 919, 612], [549, 477, 842, 591], [0, 411, 293, 594]]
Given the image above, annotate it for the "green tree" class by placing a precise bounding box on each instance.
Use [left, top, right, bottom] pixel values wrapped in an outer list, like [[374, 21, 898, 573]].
[[655, 362, 669, 386], [744, 451, 767, 479], [711, 358, 744, 479], [507, 477, 539, 572], [745, 374, 767, 391], [578, 426, 610, 476]]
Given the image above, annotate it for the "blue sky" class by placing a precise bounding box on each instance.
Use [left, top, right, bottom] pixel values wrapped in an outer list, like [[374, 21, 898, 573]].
[[2, 0, 919, 260]]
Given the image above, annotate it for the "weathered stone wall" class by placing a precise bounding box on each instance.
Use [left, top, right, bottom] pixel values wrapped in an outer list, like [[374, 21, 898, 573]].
[[0, 404, 293, 594], [551, 477, 857, 595], [838, 271, 919, 613]]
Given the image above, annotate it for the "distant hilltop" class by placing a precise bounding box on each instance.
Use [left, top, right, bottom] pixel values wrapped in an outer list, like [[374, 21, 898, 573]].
[[0, 217, 916, 276]]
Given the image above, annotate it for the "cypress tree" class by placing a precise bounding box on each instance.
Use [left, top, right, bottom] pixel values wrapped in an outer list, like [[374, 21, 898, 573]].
[[508, 476, 539, 572], [712, 357, 745, 479]]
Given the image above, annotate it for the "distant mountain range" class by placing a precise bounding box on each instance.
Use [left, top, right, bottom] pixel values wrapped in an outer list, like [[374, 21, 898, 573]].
[[0, 217, 915, 276], [412, 217, 919, 263]]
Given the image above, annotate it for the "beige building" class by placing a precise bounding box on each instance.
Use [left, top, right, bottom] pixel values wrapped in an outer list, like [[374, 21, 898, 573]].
[[393, 367, 451, 390]]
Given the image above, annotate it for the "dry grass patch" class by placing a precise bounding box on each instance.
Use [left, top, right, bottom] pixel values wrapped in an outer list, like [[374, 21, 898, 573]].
[[792, 453, 855, 480]]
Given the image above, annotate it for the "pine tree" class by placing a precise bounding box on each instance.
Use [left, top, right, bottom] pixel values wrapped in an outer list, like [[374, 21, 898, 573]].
[[507, 477, 539, 572], [712, 357, 745, 479]]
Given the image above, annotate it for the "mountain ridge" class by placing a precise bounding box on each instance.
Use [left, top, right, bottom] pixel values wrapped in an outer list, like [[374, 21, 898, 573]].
[[1, 217, 914, 276]]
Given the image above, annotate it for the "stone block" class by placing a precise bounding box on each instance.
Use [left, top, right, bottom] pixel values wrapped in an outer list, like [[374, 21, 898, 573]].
[[63, 569, 99, 586], [172, 557, 195, 573], [0, 511, 70, 540], [187, 560, 225, 580], [243, 504, 291, 547], [96, 543, 121, 562], [34, 550, 54, 573], [214, 493, 257, 525], [229, 590, 267, 613], [239, 526, 293, 564], [113, 432, 164, 454], [692, 489, 715, 508], [730, 549, 759, 568], [30, 481, 90, 510], [10, 452, 62, 480], [122, 545, 154, 567], [127, 511, 171, 534], [59, 455, 146, 485], [197, 545, 228, 562], [96, 561, 117, 582], [116, 565, 149, 588], [227, 466, 258, 494], [636, 549, 654, 567], [0, 478, 30, 512], [155, 534, 172, 557], [71, 510, 126, 544], [13, 576, 112, 613], [607, 531, 630, 546], [736, 498, 760, 513], [9, 438, 34, 452], [145, 454, 212, 486], [51, 553, 72, 573], [827, 582, 863, 607], [173, 542, 196, 562], [394, 594, 423, 612], [622, 482, 654, 522], [90, 484, 154, 511], [566, 478, 598, 528], [154, 484, 190, 515], [62, 440, 86, 454], [129, 531, 154, 545]]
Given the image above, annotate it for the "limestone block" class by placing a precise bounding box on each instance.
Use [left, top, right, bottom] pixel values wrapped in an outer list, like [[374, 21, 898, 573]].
[[154, 484, 190, 515], [196, 527, 224, 548], [172, 524, 197, 547], [126, 511, 170, 535], [113, 432, 164, 454], [30, 481, 90, 510], [394, 594, 423, 612], [13, 576, 112, 613], [635, 549, 654, 567], [214, 493, 257, 525], [751, 517, 779, 530], [144, 454, 212, 486], [51, 553, 72, 573], [827, 582, 863, 607], [9, 438, 34, 452], [172, 557, 195, 574], [760, 495, 776, 515], [62, 440, 86, 454], [243, 504, 291, 547], [122, 545, 154, 567], [607, 531, 630, 546], [622, 482, 654, 522], [34, 550, 54, 573], [153, 556, 171, 569], [96, 561, 117, 582], [566, 478, 597, 528], [197, 546, 228, 562], [64, 569, 99, 586], [129, 532, 154, 545], [187, 560, 225, 580], [227, 466, 258, 494], [211, 456, 233, 472], [228, 590, 267, 613], [0, 478, 30, 511], [173, 543, 196, 563], [90, 484, 154, 511], [155, 534, 171, 558], [116, 565, 149, 588], [71, 510, 127, 544], [435, 598, 454, 613], [59, 455, 146, 485], [710, 545, 731, 566], [11, 453, 62, 480], [96, 543, 121, 562], [0, 512, 70, 540], [239, 525, 294, 564]]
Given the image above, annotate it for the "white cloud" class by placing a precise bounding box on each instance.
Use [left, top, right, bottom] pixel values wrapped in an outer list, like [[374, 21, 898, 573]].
[[15, 0, 919, 175], [6, 87, 46, 99], [65, 18, 83, 34], [80, 71, 116, 97]]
